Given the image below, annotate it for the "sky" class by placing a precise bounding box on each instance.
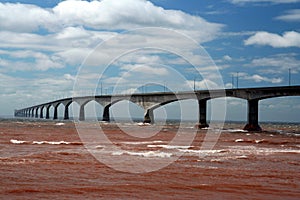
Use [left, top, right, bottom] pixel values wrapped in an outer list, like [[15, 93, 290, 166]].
[[0, 0, 300, 122]]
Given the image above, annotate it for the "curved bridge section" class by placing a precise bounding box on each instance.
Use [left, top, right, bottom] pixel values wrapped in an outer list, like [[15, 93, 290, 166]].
[[15, 86, 300, 131]]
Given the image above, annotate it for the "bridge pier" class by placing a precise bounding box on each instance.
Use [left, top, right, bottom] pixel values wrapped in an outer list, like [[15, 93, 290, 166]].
[[196, 99, 209, 128], [40, 106, 44, 118], [46, 105, 50, 119], [64, 104, 69, 120], [79, 105, 85, 121], [244, 99, 262, 131], [53, 105, 58, 120], [143, 109, 154, 124], [35, 108, 38, 118], [102, 106, 110, 122]]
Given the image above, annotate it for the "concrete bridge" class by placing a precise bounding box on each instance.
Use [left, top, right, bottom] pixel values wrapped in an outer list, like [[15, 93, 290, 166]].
[[14, 86, 300, 131]]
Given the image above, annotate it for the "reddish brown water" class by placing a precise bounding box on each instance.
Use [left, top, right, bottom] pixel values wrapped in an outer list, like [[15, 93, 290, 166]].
[[0, 120, 299, 199]]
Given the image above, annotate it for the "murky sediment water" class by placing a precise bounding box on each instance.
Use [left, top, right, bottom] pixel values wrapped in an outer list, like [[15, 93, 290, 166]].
[[0, 120, 299, 199]]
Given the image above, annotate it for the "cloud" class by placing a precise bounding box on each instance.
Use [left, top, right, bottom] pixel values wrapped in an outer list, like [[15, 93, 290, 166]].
[[121, 64, 169, 76], [186, 79, 219, 90], [0, 2, 55, 32], [0, 50, 64, 71], [276, 9, 300, 22], [225, 83, 234, 89], [223, 55, 232, 61], [0, 1, 224, 73], [242, 74, 283, 83], [229, 72, 283, 84], [244, 31, 300, 48], [248, 54, 300, 74], [0, 72, 75, 114], [229, 0, 300, 5], [0, 0, 223, 42]]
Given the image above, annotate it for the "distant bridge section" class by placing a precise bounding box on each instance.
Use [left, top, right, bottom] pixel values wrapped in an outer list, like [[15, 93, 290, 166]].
[[15, 86, 300, 131]]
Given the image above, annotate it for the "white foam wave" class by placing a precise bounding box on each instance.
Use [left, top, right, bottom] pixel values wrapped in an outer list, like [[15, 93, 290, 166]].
[[236, 155, 248, 159], [55, 122, 65, 126], [10, 139, 26, 144], [255, 139, 265, 144], [112, 150, 172, 158], [33, 141, 70, 145], [10, 139, 72, 145], [227, 145, 300, 155], [201, 127, 212, 130], [137, 122, 151, 126], [111, 151, 124, 156], [179, 149, 226, 154], [122, 141, 164, 145], [226, 129, 248, 133], [235, 139, 244, 142], [147, 144, 192, 149]]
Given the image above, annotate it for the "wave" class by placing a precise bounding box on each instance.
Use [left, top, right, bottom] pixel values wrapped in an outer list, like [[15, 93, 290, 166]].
[[10, 139, 82, 145], [33, 141, 70, 145], [111, 150, 172, 158], [147, 144, 192, 149], [10, 139, 28, 144], [225, 129, 248, 133], [55, 122, 65, 126], [234, 138, 296, 145], [121, 141, 164, 145]]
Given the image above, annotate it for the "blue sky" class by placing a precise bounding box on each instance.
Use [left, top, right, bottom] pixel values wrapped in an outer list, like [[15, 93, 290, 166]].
[[0, 0, 299, 122]]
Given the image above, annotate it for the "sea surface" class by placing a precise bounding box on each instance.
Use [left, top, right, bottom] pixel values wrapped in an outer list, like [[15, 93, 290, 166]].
[[0, 119, 299, 199]]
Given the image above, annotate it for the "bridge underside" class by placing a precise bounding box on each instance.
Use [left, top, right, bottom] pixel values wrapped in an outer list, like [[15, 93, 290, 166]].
[[14, 86, 300, 132], [15, 98, 263, 131]]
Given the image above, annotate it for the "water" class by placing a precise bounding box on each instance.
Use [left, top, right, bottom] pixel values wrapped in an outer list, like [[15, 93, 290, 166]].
[[0, 119, 299, 199]]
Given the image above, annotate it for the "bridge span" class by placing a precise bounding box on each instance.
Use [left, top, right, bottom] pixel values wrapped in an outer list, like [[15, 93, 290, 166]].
[[15, 86, 300, 131]]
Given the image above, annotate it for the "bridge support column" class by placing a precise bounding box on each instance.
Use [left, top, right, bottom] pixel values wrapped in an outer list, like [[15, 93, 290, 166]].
[[79, 105, 85, 121], [64, 105, 69, 120], [46, 106, 50, 119], [143, 109, 154, 124], [40, 106, 44, 119], [53, 106, 58, 120], [102, 106, 110, 122], [35, 108, 38, 118], [244, 99, 262, 131], [196, 99, 209, 128]]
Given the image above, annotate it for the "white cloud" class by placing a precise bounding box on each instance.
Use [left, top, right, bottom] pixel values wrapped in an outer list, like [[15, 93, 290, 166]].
[[64, 73, 76, 81], [0, 72, 75, 113], [223, 55, 232, 61], [249, 54, 300, 73], [0, 1, 224, 73], [54, 0, 222, 39], [120, 88, 139, 94], [0, 2, 55, 32], [228, 72, 283, 84], [229, 0, 300, 5], [186, 79, 219, 90], [121, 64, 169, 76], [0, 0, 222, 42], [0, 50, 64, 71], [225, 83, 234, 88], [244, 31, 300, 48], [242, 74, 283, 83], [276, 9, 300, 22]]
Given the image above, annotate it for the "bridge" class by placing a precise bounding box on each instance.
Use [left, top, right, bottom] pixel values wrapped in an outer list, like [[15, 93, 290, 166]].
[[14, 86, 300, 131]]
